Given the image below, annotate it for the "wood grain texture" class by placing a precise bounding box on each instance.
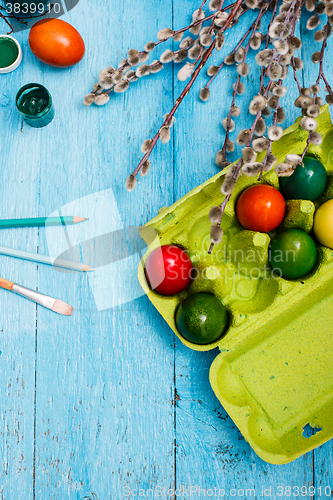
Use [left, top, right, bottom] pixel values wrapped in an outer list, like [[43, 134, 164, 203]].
[[0, 0, 333, 498]]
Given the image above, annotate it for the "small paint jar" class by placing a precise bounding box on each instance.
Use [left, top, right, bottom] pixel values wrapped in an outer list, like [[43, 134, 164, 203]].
[[16, 83, 55, 128], [0, 35, 22, 74]]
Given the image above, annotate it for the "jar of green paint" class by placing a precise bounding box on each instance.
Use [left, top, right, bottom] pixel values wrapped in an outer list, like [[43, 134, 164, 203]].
[[16, 83, 54, 128], [0, 35, 22, 74]]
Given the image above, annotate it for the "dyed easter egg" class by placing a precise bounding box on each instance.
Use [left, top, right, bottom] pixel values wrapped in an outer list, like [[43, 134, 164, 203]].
[[269, 229, 317, 279], [236, 184, 286, 233], [314, 199, 333, 249], [279, 156, 327, 201], [175, 292, 228, 344], [145, 245, 193, 295]]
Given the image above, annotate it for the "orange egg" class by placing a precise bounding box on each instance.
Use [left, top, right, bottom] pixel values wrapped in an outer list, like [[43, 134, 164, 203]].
[[29, 18, 85, 68]]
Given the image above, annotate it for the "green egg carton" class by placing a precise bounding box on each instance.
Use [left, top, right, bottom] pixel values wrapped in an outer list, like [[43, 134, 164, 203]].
[[138, 105, 333, 464]]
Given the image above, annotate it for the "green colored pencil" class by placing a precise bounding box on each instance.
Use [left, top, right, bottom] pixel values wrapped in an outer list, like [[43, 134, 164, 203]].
[[0, 216, 88, 229]]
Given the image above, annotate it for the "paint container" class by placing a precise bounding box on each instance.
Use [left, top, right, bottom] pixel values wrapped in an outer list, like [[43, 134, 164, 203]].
[[0, 35, 22, 74], [16, 83, 54, 128]]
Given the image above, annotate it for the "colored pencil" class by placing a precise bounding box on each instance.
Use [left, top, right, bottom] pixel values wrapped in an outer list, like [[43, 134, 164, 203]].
[[0, 245, 93, 272], [0, 277, 73, 316], [0, 216, 88, 229]]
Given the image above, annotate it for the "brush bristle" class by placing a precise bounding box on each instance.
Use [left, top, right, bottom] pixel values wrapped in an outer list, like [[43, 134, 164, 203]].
[[52, 300, 74, 316]]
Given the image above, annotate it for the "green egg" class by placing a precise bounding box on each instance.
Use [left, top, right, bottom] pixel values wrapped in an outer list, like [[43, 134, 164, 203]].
[[279, 156, 327, 201], [175, 292, 228, 345]]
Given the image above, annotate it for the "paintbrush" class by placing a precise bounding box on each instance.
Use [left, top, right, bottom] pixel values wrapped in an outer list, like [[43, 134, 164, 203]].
[[0, 277, 73, 316]]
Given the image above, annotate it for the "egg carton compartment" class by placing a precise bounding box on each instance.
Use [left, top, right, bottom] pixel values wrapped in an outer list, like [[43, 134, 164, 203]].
[[138, 105, 333, 463]]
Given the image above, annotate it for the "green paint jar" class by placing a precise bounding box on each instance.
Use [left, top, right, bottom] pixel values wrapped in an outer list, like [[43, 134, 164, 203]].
[[15, 83, 54, 128], [0, 36, 22, 74]]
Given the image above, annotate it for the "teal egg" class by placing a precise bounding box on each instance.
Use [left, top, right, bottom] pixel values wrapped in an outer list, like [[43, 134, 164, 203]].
[[279, 156, 327, 201], [175, 292, 228, 345]]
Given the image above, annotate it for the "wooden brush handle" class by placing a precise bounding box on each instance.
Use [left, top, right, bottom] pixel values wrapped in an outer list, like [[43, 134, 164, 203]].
[[0, 278, 15, 290]]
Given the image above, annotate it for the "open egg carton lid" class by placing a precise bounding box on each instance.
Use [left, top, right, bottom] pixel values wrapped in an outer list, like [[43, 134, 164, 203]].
[[138, 105, 333, 464]]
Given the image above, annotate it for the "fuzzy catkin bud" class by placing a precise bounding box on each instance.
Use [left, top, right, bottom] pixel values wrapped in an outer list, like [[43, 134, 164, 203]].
[[235, 47, 246, 63], [209, 0, 221, 10], [136, 65, 151, 77], [267, 61, 282, 81], [150, 60, 164, 73], [268, 126, 283, 141], [199, 88, 210, 102], [160, 50, 174, 64], [94, 93, 110, 105], [83, 93, 96, 106], [235, 82, 245, 95], [224, 53, 235, 65], [231, 105, 241, 117], [300, 116, 318, 131], [221, 177, 236, 195], [141, 139, 152, 154], [242, 162, 263, 176], [242, 147, 257, 163], [222, 118, 235, 132], [252, 137, 270, 152], [157, 28, 174, 41], [140, 160, 151, 177], [237, 62, 250, 77], [144, 41, 156, 52], [245, 0, 258, 9], [180, 36, 194, 50], [290, 36, 302, 49], [255, 49, 273, 66], [265, 153, 277, 171], [188, 45, 201, 60], [307, 16, 320, 30], [192, 8, 205, 21], [305, 0, 316, 11], [307, 104, 320, 117], [160, 126, 171, 144], [273, 39, 289, 55], [310, 84, 321, 94], [210, 225, 223, 245], [275, 163, 294, 177], [114, 81, 130, 93], [177, 63, 195, 81], [226, 139, 235, 153], [173, 50, 188, 63], [208, 65, 219, 76], [285, 154, 302, 166], [276, 107, 286, 124], [326, 94, 333, 104], [250, 35, 262, 50], [273, 85, 287, 97], [309, 131, 323, 145], [316, 2, 326, 14], [125, 174, 137, 191], [237, 129, 251, 146], [200, 33, 213, 47], [255, 117, 266, 136], [173, 32, 183, 42], [209, 207, 223, 223], [293, 57, 304, 70]]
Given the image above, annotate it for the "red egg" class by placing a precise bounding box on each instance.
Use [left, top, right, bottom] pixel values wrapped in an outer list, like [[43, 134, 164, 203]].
[[145, 245, 193, 295], [29, 19, 85, 68], [236, 184, 286, 233]]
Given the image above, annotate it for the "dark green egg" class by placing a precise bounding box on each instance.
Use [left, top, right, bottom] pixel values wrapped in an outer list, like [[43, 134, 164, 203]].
[[279, 156, 327, 201], [175, 292, 228, 345]]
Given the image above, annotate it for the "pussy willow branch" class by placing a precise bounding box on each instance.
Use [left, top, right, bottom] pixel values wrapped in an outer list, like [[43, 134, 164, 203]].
[[300, 21, 330, 160], [204, 23, 253, 90], [221, 5, 268, 161], [131, 0, 245, 178], [208, 0, 304, 254], [90, 1, 238, 96]]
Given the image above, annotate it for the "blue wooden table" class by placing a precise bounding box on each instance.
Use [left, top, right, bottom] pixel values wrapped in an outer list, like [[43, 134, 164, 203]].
[[1, 0, 333, 498]]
